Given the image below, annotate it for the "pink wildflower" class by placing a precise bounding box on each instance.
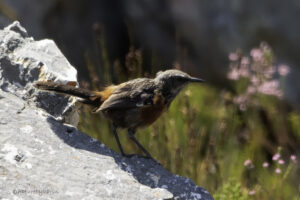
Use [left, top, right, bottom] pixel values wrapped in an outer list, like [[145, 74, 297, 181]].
[[239, 104, 247, 111], [272, 153, 280, 161], [241, 57, 250, 65], [257, 80, 282, 97], [262, 162, 269, 168], [239, 65, 249, 78], [249, 190, 256, 195], [290, 155, 297, 163], [250, 76, 259, 86], [278, 159, 285, 165], [246, 86, 256, 95], [227, 68, 240, 80], [244, 159, 254, 168], [233, 95, 247, 104], [278, 64, 290, 76], [250, 48, 263, 62], [233, 95, 249, 111], [275, 168, 281, 174], [229, 53, 239, 61]]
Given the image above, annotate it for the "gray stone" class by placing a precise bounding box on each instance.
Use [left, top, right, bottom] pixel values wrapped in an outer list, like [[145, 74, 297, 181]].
[[0, 22, 213, 200], [0, 21, 78, 126]]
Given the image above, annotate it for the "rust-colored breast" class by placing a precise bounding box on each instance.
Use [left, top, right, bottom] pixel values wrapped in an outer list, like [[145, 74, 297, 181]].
[[140, 91, 166, 127]]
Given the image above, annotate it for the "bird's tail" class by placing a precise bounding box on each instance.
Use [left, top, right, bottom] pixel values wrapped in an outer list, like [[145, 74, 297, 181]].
[[34, 81, 103, 108]]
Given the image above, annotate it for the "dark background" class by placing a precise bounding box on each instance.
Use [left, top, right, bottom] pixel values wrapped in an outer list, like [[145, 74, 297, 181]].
[[1, 0, 299, 104]]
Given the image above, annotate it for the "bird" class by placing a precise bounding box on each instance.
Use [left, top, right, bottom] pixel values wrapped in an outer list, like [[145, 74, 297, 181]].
[[34, 69, 204, 159]]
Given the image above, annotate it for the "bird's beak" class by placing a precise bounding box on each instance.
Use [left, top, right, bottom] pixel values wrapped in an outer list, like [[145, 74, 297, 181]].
[[189, 77, 205, 83]]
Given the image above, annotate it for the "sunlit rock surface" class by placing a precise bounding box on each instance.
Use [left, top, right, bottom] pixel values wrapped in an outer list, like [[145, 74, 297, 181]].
[[0, 21, 78, 126], [0, 22, 213, 200]]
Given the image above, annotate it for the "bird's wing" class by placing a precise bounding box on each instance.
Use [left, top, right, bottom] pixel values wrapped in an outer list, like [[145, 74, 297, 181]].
[[95, 79, 156, 112]]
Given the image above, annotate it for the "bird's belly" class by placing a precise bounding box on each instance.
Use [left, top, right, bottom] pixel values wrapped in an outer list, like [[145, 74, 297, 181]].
[[102, 104, 166, 129], [139, 104, 166, 127], [102, 109, 137, 128]]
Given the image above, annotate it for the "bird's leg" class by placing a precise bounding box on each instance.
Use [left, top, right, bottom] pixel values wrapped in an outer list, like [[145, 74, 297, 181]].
[[128, 128, 153, 159], [111, 124, 126, 156]]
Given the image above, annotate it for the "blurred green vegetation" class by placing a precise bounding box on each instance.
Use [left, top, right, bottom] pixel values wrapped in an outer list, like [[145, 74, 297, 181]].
[[78, 32, 300, 200]]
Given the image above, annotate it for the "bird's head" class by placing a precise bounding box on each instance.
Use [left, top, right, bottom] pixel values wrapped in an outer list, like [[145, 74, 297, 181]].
[[155, 69, 204, 100]]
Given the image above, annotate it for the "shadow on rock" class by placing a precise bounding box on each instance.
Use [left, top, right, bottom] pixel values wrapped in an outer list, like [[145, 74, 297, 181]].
[[46, 117, 213, 200]]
